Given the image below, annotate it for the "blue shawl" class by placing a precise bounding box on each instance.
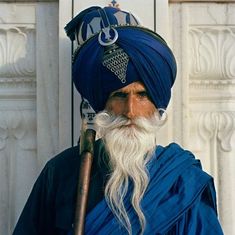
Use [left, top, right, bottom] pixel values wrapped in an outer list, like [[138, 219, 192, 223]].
[[82, 143, 223, 234]]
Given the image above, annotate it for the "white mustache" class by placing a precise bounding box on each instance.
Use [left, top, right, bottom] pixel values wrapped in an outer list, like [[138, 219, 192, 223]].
[[95, 111, 160, 134]]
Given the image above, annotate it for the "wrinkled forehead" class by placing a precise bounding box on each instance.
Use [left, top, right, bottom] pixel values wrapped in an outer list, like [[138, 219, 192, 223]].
[[108, 81, 147, 96]]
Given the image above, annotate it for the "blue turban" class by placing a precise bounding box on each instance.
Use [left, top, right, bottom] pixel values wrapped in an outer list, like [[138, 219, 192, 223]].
[[65, 6, 177, 113]]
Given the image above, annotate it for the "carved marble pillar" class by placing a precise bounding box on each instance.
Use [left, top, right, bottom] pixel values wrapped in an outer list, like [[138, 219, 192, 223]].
[[170, 3, 235, 234], [0, 3, 59, 234], [0, 5, 37, 234], [36, 3, 59, 168]]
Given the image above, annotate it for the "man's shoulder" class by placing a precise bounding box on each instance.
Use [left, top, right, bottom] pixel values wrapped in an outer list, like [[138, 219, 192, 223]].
[[154, 142, 209, 176], [164, 142, 184, 151], [152, 142, 214, 193], [159, 142, 213, 180], [42, 139, 105, 176], [41, 145, 80, 179], [49, 145, 79, 164], [156, 142, 194, 157]]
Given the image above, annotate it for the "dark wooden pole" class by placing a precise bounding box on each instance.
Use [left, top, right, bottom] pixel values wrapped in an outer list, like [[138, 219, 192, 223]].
[[74, 129, 96, 235]]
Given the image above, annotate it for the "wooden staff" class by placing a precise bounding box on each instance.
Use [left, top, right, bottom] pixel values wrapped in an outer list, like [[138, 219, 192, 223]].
[[74, 100, 96, 235]]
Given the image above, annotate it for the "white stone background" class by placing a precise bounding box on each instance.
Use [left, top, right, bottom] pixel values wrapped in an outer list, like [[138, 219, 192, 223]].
[[0, 0, 234, 234]]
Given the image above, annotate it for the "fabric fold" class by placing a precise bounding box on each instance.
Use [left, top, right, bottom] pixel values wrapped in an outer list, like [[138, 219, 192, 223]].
[[84, 143, 222, 235]]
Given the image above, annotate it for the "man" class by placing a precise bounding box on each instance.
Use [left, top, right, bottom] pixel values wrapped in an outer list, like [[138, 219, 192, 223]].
[[13, 6, 223, 235]]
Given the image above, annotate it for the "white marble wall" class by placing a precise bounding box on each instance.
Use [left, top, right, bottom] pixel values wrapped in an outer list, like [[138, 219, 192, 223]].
[[170, 3, 235, 234], [0, 4, 36, 234], [0, 3, 59, 235]]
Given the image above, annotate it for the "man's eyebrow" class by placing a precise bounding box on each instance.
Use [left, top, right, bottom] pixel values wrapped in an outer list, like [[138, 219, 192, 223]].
[[136, 90, 150, 96], [136, 90, 148, 94]]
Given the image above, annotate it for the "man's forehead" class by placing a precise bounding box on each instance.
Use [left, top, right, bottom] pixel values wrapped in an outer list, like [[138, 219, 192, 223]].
[[111, 81, 147, 94]]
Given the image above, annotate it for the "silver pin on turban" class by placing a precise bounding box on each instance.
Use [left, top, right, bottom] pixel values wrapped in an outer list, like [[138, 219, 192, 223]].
[[65, 6, 140, 84]]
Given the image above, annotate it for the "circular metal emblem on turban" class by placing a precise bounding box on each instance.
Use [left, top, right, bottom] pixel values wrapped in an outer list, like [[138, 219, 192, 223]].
[[98, 26, 118, 46]]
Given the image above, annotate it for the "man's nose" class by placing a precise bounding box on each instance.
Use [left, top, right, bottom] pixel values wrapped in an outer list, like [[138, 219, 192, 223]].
[[124, 95, 137, 119]]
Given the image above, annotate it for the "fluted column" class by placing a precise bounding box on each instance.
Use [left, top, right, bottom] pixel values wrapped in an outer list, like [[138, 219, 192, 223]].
[[171, 3, 235, 234], [0, 5, 37, 233], [0, 3, 59, 234]]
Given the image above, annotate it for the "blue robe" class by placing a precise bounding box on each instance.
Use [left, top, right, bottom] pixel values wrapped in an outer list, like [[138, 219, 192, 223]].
[[13, 141, 223, 235], [83, 143, 223, 234]]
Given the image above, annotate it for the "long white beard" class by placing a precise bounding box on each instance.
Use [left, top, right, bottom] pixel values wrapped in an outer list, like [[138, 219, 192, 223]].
[[95, 111, 163, 234]]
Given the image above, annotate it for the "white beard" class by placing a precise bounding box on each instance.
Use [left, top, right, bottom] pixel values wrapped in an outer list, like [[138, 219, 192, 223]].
[[95, 111, 163, 234]]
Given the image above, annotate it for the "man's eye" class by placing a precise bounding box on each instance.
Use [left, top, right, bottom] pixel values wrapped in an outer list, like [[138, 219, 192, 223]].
[[111, 92, 127, 98], [138, 91, 149, 98]]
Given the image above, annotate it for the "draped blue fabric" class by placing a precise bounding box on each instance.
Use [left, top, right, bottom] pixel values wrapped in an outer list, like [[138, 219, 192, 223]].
[[65, 6, 177, 112], [13, 141, 223, 235], [81, 143, 223, 235]]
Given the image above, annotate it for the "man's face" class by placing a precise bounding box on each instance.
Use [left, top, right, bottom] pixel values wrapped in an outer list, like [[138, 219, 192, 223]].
[[105, 81, 156, 120]]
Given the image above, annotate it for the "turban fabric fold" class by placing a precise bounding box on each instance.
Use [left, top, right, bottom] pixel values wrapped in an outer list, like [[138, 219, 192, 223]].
[[66, 7, 177, 113]]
